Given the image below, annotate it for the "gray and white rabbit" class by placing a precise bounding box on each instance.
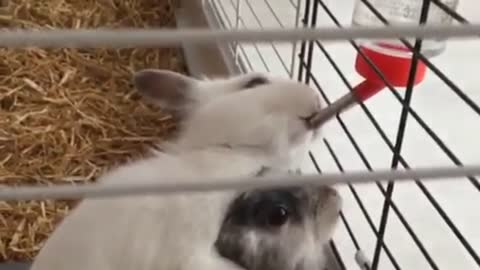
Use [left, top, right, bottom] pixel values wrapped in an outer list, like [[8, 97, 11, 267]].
[[216, 172, 342, 270], [29, 69, 341, 270]]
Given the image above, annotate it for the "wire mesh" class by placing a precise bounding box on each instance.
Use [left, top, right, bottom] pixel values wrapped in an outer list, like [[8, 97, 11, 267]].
[[207, 0, 480, 269]]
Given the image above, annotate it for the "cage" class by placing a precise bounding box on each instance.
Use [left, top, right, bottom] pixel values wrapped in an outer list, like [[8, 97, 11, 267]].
[[194, 0, 479, 269], [0, 0, 479, 270]]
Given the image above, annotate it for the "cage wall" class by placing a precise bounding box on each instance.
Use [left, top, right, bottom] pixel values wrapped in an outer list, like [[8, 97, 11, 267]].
[[204, 0, 480, 270]]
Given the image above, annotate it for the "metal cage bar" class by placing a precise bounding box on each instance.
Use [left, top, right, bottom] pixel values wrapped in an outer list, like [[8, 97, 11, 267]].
[[291, 0, 480, 269], [1, 0, 478, 269], [371, 1, 432, 268]]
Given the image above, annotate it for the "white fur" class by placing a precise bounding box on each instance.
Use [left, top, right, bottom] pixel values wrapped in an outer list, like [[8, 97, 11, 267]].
[[30, 70, 324, 270]]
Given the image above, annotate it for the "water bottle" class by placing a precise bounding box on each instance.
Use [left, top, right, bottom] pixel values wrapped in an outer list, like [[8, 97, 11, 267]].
[[351, 0, 460, 90], [310, 1, 461, 127], [352, 0, 460, 58]]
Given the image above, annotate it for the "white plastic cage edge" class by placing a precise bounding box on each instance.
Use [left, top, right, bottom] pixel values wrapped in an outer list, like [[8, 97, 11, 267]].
[[176, 1, 346, 268]]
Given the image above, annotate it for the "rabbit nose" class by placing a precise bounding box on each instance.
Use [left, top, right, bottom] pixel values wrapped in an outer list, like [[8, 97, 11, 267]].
[[315, 186, 343, 218], [318, 185, 339, 198]]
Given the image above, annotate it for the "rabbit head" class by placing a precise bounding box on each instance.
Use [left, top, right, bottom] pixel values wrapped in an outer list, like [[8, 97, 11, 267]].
[[133, 69, 323, 166], [214, 184, 342, 270]]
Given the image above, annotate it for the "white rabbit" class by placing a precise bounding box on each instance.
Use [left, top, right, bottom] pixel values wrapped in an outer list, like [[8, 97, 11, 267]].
[[29, 69, 337, 270]]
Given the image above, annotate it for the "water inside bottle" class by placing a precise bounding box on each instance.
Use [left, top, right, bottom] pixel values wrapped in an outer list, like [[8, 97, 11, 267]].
[[351, 0, 459, 58]]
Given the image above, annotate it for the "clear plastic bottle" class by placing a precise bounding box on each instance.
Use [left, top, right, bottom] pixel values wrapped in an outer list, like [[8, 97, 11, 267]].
[[314, 2, 461, 125], [351, 0, 460, 58]]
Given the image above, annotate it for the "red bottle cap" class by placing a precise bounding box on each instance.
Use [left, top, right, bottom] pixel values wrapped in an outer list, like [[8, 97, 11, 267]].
[[355, 45, 427, 87]]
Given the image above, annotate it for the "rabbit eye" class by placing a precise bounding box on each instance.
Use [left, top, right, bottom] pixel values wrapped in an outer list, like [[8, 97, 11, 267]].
[[243, 76, 269, 89], [268, 206, 289, 226], [254, 204, 289, 227]]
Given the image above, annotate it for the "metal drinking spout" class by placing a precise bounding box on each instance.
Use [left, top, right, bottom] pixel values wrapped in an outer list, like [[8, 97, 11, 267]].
[[307, 92, 357, 129], [307, 80, 386, 130]]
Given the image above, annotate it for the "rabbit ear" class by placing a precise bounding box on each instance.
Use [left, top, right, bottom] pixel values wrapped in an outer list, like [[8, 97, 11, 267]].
[[133, 69, 197, 111]]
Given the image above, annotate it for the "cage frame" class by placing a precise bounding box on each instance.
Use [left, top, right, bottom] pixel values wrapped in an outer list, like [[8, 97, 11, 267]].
[[185, 0, 480, 270]]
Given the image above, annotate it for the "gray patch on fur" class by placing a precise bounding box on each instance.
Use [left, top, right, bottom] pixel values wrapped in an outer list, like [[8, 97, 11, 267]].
[[215, 185, 339, 270]]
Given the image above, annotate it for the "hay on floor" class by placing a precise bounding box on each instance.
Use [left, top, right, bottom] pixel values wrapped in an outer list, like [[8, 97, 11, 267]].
[[0, 0, 185, 261]]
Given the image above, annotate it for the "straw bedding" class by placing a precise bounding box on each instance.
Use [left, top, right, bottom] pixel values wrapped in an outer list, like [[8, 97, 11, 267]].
[[0, 0, 185, 261]]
